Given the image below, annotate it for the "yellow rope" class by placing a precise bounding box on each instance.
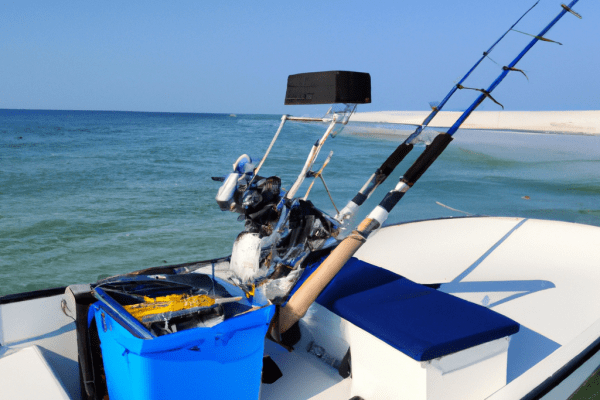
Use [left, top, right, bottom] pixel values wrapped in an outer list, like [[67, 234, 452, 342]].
[[124, 293, 215, 321]]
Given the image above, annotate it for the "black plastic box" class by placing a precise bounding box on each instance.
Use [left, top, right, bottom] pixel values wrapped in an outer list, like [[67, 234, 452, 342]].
[[284, 71, 371, 105]]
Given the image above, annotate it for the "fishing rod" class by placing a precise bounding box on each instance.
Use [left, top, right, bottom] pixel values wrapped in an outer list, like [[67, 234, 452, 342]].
[[334, 0, 539, 223], [277, 0, 582, 333]]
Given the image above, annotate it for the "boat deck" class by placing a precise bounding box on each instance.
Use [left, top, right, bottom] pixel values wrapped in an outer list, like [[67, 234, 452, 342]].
[[1, 217, 599, 399]]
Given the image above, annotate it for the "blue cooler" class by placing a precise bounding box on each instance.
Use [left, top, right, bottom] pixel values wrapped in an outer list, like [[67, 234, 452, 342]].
[[90, 300, 275, 400]]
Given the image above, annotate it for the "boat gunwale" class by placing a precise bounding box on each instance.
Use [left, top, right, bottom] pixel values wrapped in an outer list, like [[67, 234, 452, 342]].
[[0, 286, 67, 305], [524, 337, 600, 400]]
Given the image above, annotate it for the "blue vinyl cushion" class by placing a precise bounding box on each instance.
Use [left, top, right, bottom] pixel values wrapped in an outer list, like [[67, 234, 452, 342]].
[[294, 257, 519, 361], [290, 256, 403, 306]]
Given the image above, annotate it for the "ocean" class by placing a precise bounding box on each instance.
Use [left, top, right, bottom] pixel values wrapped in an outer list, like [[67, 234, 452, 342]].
[[1, 109, 599, 296]]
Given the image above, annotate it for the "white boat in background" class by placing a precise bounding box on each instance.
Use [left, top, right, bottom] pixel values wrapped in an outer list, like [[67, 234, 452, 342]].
[[2, 2, 598, 399]]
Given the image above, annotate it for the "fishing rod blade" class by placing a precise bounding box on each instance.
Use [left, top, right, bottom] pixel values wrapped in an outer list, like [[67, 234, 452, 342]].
[[334, 0, 539, 223], [448, 0, 581, 137], [364, 0, 583, 236], [379, 0, 584, 218]]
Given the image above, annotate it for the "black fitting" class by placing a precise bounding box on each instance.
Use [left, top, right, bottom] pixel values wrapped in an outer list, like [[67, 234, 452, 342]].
[[380, 143, 414, 176], [352, 192, 368, 206], [401, 133, 453, 187], [379, 190, 406, 213]]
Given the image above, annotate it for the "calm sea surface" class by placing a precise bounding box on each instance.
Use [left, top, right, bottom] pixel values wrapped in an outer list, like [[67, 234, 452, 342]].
[[1, 109, 599, 296]]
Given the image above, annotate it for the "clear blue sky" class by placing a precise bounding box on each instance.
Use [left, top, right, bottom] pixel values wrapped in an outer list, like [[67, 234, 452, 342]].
[[1, 0, 597, 114]]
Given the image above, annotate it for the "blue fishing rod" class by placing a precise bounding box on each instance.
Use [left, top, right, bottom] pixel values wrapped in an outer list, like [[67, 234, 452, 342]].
[[278, 0, 583, 333], [365, 0, 582, 231], [335, 1, 539, 222]]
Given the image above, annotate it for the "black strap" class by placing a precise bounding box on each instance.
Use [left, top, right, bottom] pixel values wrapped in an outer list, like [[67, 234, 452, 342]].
[[401, 133, 454, 187], [379, 142, 414, 177]]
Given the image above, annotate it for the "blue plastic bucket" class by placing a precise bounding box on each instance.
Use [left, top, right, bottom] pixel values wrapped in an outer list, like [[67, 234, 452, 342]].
[[90, 302, 275, 400]]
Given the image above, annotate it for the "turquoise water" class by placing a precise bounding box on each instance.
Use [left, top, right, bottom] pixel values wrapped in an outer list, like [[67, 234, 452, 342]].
[[1, 109, 599, 296]]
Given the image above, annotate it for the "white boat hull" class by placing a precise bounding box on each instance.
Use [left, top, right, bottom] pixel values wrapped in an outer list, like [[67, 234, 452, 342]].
[[1, 216, 599, 399]]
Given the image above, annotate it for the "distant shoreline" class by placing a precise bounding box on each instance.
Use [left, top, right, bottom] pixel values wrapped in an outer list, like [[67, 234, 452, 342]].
[[350, 110, 600, 136], [3, 109, 599, 135]]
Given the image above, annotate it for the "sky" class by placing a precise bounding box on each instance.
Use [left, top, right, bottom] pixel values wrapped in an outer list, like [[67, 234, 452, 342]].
[[1, 0, 598, 114]]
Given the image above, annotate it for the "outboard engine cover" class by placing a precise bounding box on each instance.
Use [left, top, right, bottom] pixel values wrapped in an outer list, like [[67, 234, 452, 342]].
[[215, 154, 256, 212], [216, 172, 241, 211]]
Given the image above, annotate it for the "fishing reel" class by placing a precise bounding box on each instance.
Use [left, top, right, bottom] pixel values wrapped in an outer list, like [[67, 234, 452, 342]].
[[213, 71, 371, 296], [213, 153, 339, 293], [214, 154, 283, 234], [215, 154, 256, 213]]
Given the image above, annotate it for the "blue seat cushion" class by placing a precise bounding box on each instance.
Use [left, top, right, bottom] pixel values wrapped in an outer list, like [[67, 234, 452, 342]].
[[289, 256, 403, 309], [293, 257, 520, 361]]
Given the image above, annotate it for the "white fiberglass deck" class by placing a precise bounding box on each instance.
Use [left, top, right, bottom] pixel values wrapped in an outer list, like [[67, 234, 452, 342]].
[[1, 217, 599, 399], [357, 217, 600, 348]]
